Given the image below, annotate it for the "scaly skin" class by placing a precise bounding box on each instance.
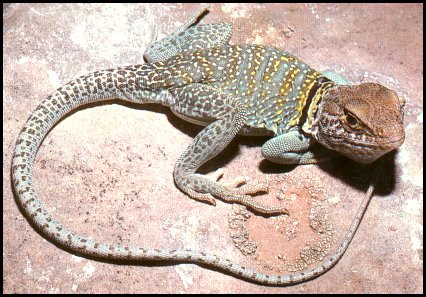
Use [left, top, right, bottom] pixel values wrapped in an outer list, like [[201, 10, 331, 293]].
[[11, 8, 404, 285]]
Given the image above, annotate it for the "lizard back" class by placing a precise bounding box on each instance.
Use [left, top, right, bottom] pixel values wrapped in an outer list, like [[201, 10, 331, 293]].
[[147, 44, 333, 135]]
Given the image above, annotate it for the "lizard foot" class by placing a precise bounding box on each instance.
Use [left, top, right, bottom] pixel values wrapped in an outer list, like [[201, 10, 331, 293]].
[[209, 168, 270, 195], [176, 168, 288, 215]]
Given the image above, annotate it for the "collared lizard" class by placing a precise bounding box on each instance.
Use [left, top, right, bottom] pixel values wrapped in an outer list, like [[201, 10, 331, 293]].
[[11, 8, 405, 285]]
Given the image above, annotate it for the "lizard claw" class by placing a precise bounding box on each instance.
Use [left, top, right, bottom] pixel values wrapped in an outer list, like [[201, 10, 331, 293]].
[[209, 168, 269, 196], [210, 168, 250, 189], [177, 168, 287, 215]]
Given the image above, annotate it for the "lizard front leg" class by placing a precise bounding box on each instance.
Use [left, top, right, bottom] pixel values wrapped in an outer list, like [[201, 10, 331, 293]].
[[168, 84, 287, 215], [261, 130, 332, 164]]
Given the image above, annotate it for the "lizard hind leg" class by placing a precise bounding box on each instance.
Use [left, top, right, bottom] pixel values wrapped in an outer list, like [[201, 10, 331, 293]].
[[169, 84, 287, 215], [144, 6, 232, 63]]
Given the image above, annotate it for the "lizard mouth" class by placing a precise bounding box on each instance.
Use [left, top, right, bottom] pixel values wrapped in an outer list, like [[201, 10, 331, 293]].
[[351, 136, 404, 148], [333, 133, 405, 164], [328, 131, 405, 149], [387, 135, 405, 145]]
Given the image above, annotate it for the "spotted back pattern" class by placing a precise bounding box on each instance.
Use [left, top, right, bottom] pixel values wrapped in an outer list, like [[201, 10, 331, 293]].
[[11, 8, 404, 286]]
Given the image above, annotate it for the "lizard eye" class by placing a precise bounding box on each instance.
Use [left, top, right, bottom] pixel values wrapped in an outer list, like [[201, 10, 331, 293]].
[[342, 110, 362, 130]]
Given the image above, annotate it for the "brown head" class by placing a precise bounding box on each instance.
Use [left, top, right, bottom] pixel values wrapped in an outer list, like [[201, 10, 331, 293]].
[[311, 83, 405, 164]]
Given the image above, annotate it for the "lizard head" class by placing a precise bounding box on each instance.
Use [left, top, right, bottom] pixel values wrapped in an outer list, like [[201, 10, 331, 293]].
[[311, 83, 405, 164]]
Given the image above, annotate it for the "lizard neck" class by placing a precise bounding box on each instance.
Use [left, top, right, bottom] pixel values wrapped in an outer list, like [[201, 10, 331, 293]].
[[300, 76, 336, 136]]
